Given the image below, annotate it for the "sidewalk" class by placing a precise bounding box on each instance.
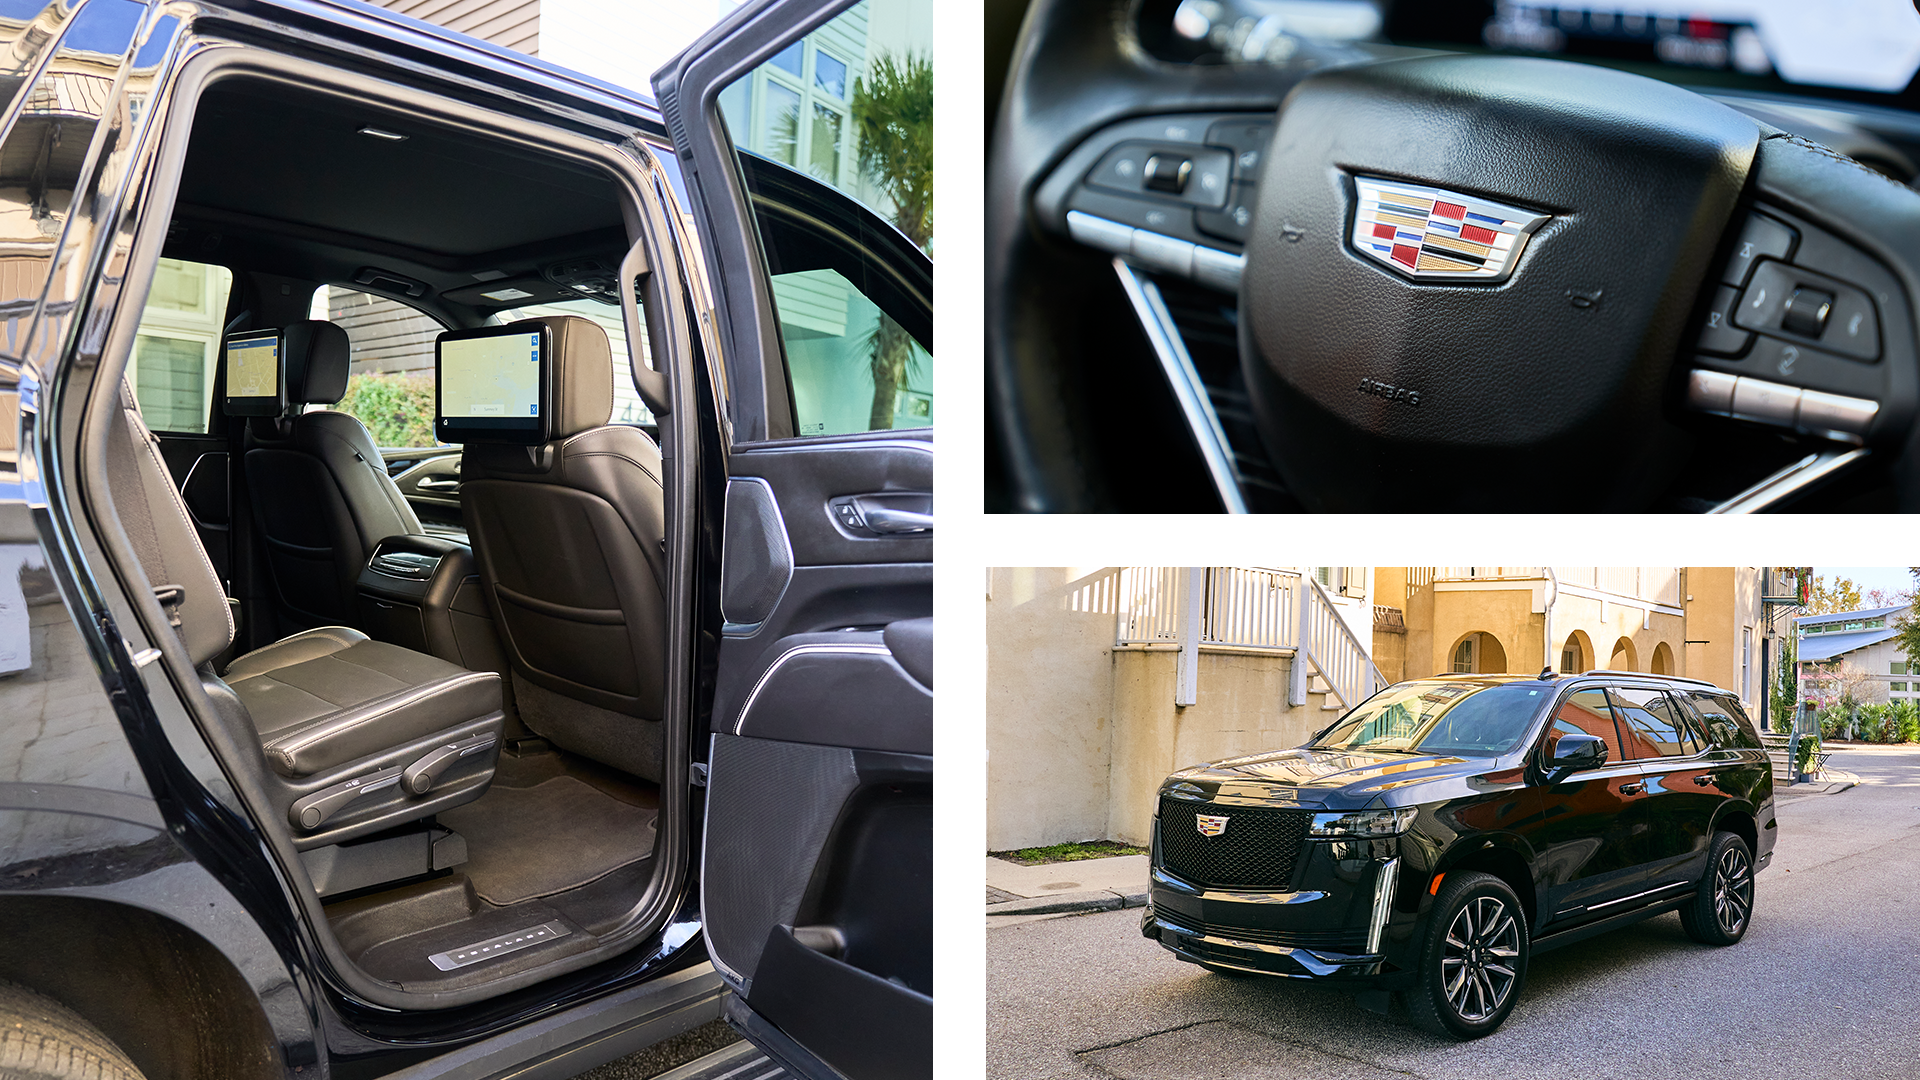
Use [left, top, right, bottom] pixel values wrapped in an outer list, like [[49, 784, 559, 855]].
[[1774, 767, 1860, 798], [985, 854, 1149, 921]]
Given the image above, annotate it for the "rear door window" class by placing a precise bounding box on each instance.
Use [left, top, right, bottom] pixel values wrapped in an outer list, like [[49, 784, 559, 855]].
[[1683, 690, 1763, 749], [1609, 687, 1692, 759], [717, 0, 932, 438], [129, 258, 234, 432]]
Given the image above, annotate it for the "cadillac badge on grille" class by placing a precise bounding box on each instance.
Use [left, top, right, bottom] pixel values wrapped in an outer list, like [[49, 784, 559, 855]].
[[1195, 814, 1230, 837]]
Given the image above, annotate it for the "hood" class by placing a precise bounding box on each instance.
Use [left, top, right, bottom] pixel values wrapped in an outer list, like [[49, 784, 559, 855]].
[[1165, 745, 1488, 806]]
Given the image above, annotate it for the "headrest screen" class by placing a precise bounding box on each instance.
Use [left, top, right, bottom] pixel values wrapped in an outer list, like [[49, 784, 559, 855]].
[[223, 330, 284, 416], [435, 324, 550, 444]]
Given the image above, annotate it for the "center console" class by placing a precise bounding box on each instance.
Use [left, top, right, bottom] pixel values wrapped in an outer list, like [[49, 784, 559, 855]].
[[356, 533, 508, 676]]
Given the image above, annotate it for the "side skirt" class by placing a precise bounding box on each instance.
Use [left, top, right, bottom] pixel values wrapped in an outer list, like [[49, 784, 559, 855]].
[[1531, 896, 1689, 956]]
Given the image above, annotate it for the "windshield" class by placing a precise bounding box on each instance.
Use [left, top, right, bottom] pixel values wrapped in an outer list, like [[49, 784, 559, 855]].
[[1311, 681, 1549, 755]]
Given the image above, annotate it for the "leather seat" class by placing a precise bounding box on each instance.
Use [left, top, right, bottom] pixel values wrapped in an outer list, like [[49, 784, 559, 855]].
[[105, 381, 504, 850], [456, 316, 667, 781], [244, 320, 421, 633]]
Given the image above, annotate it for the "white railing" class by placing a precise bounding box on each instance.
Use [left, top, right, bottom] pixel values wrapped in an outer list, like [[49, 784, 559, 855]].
[[1435, 566, 1547, 580], [1115, 567, 1184, 645], [1116, 566, 1301, 649], [1202, 566, 1298, 649], [1114, 567, 1383, 711], [1293, 577, 1387, 711]]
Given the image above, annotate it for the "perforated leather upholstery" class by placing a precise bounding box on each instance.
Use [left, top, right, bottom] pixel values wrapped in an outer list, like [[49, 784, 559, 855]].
[[241, 320, 421, 630], [456, 315, 667, 781]]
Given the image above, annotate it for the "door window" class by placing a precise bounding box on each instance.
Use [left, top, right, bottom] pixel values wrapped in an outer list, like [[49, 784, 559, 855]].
[[716, 0, 933, 437], [1548, 688, 1624, 765], [129, 258, 234, 432], [1609, 687, 1691, 759], [1682, 690, 1763, 750], [312, 287, 444, 448]]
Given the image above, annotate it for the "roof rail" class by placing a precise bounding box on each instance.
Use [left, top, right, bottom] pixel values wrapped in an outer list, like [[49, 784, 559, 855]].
[[1577, 669, 1717, 687]]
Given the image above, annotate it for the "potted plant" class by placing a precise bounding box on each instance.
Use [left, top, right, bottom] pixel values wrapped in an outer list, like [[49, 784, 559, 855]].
[[1795, 732, 1823, 784]]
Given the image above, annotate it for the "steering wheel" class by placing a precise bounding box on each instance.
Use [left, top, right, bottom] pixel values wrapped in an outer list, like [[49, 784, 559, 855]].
[[987, 0, 1920, 512]]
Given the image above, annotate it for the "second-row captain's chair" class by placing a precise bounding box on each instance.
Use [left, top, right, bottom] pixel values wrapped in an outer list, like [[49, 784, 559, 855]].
[[455, 316, 669, 781], [245, 320, 421, 635]]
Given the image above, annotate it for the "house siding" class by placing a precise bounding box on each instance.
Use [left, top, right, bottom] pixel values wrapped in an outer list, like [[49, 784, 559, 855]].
[[373, 0, 539, 55]]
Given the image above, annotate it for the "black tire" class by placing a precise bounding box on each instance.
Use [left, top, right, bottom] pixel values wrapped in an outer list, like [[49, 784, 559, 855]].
[[0, 981, 145, 1079], [1678, 831, 1755, 946], [1407, 871, 1529, 1039]]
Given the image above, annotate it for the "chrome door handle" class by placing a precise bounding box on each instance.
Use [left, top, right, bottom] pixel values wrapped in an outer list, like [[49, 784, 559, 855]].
[[1694, 775, 1716, 786], [1618, 782, 1645, 795], [416, 477, 460, 492]]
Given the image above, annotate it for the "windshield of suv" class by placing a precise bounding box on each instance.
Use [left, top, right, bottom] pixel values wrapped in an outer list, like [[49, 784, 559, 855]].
[[1311, 681, 1550, 756]]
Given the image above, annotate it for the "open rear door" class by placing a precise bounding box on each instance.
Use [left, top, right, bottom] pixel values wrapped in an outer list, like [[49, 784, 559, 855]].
[[654, 1, 933, 1077]]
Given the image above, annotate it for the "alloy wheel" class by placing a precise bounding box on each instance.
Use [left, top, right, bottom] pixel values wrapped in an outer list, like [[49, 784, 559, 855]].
[[1440, 895, 1521, 1023], [1713, 845, 1754, 937]]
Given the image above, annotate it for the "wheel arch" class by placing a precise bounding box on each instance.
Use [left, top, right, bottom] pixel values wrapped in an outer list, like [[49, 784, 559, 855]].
[[0, 894, 285, 1080], [1428, 837, 1539, 931], [1711, 803, 1759, 857]]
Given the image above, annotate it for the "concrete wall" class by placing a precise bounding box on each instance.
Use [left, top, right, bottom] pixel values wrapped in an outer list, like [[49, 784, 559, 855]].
[[985, 568, 1122, 851], [1105, 649, 1319, 845]]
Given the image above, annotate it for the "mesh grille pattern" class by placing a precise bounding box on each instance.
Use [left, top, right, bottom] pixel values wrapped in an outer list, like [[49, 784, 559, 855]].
[[1157, 796, 1309, 890], [1156, 906, 1366, 953]]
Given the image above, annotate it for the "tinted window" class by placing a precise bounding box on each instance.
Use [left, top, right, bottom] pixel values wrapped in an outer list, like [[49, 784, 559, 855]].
[[1610, 687, 1691, 759], [1312, 681, 1550, 755], [1684, 691, 1762, 750], [1547, 688, 1623, 765]]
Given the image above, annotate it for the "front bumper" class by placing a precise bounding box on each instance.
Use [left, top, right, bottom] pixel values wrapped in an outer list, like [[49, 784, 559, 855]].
[[1142, 857, 1418, 987]]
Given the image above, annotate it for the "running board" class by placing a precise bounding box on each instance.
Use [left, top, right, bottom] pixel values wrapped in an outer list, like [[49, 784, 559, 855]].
[[654, 1041, 790, 1080], [1531, 895, 1688, 956]]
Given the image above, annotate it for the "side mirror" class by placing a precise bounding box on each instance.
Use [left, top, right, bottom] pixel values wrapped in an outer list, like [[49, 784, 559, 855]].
[[1547, 732, 1607, 780]]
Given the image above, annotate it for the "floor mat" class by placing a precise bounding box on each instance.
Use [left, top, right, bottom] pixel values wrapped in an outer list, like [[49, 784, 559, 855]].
[[439, 776, 657, 906]]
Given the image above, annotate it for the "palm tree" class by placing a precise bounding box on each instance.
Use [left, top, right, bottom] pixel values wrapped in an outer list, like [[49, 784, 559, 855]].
[[849, 50, 931, 429]]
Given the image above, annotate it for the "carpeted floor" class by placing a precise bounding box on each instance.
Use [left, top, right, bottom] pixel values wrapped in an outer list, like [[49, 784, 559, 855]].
[[438, 775, 657, 906]]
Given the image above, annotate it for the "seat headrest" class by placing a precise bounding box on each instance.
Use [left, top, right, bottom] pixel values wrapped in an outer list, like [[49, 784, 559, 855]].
[[510, 315, 613, 439], [284, 320, 351, 405]]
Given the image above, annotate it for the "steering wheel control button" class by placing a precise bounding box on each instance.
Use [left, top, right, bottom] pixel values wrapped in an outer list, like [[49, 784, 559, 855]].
[[1087, 141, 1231, 208], [1733, 260, 1881, 362], [1192, 246, 1246, 294], [1796, 389, 1879, 440], [1781, 287, 1835, 337], [1696, 285, 1751, 355], [1143, 153, 1193, 194], [1132, 230, 1195, 277], [1686, 369, 1738, 414], [1719, 212, 1796, 287], [1066, 211, 1135, 256], [1730, 377, 1801, 426], [1195, 183, 1256, 243], [1204, 118, 1273, 183], [1350, 176, 1549, 283]]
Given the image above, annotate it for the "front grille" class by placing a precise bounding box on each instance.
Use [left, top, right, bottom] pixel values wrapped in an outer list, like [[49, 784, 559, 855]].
[[1155, 906, 1366, 954], [1157, 796, 1309, 890]]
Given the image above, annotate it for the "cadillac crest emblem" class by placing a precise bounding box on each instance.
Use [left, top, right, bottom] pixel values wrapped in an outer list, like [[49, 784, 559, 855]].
[[1195, 814, 1230, 837], [1350, 177, 1549, 283]]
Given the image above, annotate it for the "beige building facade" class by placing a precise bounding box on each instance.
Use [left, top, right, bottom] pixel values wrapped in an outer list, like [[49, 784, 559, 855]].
[[986, 566, 1788, 853]]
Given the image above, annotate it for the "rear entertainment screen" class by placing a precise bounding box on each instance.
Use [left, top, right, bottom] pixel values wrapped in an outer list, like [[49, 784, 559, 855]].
[[435, 325, 549, 444], [223, 330, 283, 416]]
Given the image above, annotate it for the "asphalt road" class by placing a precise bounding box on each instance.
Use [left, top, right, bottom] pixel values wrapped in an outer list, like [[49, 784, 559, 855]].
[[987, 745, 1920, 1080]]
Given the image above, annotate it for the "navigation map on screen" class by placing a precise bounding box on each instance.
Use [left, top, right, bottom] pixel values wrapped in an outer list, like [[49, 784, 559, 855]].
[[225, 334, 279, 399], [441, 331, 542, 418]]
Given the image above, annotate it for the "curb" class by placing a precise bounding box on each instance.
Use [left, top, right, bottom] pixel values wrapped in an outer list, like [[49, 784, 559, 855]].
[[986, 890, 1149, 916]]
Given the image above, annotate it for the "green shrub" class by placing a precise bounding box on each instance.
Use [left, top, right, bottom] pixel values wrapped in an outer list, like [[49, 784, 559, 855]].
[[1859, 703, 1892, 742], [335, 373, 435, 448], [1893, 700, 1920, 743]]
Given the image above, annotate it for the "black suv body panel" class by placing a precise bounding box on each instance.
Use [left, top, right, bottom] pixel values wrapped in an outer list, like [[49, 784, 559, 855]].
[[1143, 673, 1776, 994]]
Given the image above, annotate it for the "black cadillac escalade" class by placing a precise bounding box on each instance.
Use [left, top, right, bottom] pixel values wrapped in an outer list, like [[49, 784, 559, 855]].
[[1142, 671, 1775, 1039]]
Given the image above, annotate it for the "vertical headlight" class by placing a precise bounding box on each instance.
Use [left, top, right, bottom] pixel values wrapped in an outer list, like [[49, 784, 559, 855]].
[[1308, 807, 1417, 838]]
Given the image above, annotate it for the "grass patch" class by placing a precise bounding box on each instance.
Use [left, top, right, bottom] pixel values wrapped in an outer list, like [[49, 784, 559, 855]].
[[990, 841, 1148, 866]]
